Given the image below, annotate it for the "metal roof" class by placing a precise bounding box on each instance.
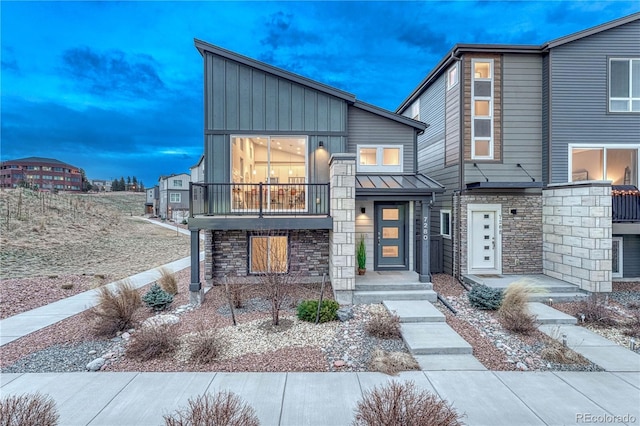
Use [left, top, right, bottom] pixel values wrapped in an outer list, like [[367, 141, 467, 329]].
[[465, 182, 543, 190], [356, 174, 444, 196]]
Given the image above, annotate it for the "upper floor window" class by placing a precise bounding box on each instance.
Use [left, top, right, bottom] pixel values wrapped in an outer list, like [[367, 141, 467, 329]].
[[609, 58, 640, 112], [172, 179, 183, 187], [170, 193, 181, 203], [570, 144, 639, 186], [410, 100, 420, 120], [357, 145, 403, 173], [447, 64, 459, 90], [471, 59, 494, 159], [440, 210, 452, 239]]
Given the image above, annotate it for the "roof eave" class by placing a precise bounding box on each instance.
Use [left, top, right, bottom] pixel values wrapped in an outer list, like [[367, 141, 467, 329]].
[[353, 101, 427, 131], [543, 12, 640, 50]]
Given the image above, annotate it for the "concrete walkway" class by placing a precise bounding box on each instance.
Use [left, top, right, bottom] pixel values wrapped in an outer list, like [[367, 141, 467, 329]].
[[1, 370, 638, 425]]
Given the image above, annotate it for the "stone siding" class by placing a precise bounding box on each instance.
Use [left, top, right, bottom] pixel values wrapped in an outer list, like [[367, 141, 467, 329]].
[[542, 182, 612, 292]]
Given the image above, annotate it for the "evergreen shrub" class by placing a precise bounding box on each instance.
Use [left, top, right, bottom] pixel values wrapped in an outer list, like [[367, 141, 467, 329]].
[[142, 283, 174, 311], [296, 300, 339, 323], [468, 284, 503, 310]]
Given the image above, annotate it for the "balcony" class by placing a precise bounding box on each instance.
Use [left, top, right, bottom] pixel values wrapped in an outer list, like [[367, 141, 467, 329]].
[[612, 185, 640, 222], [190, 182, 330, 218]]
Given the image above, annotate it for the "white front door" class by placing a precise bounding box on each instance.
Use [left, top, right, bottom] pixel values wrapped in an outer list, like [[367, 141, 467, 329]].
[[468, 204, 501, 274]]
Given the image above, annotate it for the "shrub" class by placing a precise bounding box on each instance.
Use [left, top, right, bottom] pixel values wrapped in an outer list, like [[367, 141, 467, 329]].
[[142, 283, 174, 311], [0, 392, 59, 426], [187, 325, 221, 364], [158, 268, 178, 295], [365, 309, 402, 339], [164, 391, 259, 426], [468, 284, 503, 310], [369, 348, 419, 376], [623, 308, 640, 338], [498, 282, 539, 334], [297, 299, 339, 323], [577, 294, 615, 325], [90, 280, 141, 337], [126, 324, 179, 361], [353, 380, 464, 426]]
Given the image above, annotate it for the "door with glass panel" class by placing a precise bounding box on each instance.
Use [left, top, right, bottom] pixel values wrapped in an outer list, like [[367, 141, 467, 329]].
[[375, 203, 408, 269]]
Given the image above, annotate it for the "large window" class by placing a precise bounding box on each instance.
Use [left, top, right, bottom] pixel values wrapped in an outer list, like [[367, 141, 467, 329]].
[[609, 58, 640, 112], [440, 210, 451, 239], [570, 145, 639, 186], [471, 59, 494, 159], [173, 179, 183, 187], [357, 145, 403, 173], [249, 235, 288, 273], [169, 193, 181, 203]]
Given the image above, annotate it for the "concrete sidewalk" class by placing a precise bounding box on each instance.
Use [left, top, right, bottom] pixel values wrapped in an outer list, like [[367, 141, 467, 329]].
[[1, 370, 638, 425]]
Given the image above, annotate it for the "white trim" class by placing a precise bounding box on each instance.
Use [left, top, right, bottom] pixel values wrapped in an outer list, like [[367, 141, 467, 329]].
[[608, 58, 640, 113], [440, 209, 452, 239], [447, 63, 459, 90], [357, 144, 403, 173], [169, 192, 181, 203], [410, 99, 420, 120], [467, 203, 502, 275], [568, 143, 640, 184], [612, 236, 623, 278], [471, 58, 494, 160]]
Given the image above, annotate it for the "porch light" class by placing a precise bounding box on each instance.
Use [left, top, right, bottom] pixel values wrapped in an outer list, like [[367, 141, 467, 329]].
[[318, 140, 324, 149], [361, 207, 366, 214]]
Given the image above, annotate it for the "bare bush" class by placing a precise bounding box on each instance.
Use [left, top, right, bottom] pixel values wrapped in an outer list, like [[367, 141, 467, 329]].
[[369, 348, 420, 376], [0, 393, 59, 426], [126, 324, 179, 361], [540, 341, 582, 364], [498, 282, 539, 334], [89, 280, 141, 337], [365, 309, 402, 339], [164, 391, 259, 426], [353, 380, 464, 426], [187, 324, 221, 364], [623, 308, 640, 338], [158, 268, 178, 295], [578, 294, 616, 326]]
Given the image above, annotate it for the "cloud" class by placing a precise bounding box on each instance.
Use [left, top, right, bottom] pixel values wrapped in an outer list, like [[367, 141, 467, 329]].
[[60, 46, 165, 99], [1, 46, 19, 72]]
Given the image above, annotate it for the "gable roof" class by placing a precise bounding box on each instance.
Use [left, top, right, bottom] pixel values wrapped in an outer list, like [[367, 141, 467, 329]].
[[396, 12, 640, 114]]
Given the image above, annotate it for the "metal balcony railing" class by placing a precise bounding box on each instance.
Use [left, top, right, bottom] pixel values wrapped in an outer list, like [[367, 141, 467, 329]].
[[612, 185, 640, 222], [190, 182, 330, 218]]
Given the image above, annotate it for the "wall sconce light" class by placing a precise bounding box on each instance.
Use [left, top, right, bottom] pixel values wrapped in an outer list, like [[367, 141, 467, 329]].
[[360, 207, 366, 214], [510, 209, 517, 215], [318, 140, 324, 149]]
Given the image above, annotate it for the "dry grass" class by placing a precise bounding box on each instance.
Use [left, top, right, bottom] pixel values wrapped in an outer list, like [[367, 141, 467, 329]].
[[185, 323, 222, 364], [498, 282, 539, 334], [158, 268, 178, 295], [89, 280, 142, 337], [577, 294, 616, 326], [353, 380, 465, 426], [163, 391, 259, 426], [126, 323, 180, 361], [368, 348, 420, 376], [365, 309, 402, 339], [0, 393, 59, 426]]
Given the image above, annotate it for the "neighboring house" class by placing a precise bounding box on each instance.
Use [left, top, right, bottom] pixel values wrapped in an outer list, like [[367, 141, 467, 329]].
[[0, 157, 82, 191], [145, 186, 159, 216], [91, 179, 112, 192], [187, 40, 443, 304], [190, 154, 205, 183], [396, 12, 640, 291], [158, 173, 190, 221]]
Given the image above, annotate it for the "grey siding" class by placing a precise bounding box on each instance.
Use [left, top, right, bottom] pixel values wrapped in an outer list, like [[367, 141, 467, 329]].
[[464, 54, 543, 184], [542, 55, 550, 185], [621, 234, 640, 278], [548, 20, 640, 184], [347, 106, 415, 173]]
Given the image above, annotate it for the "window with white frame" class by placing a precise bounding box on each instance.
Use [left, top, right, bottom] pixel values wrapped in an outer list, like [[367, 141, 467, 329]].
[[570, 144, 639, 186], [249, 234, 288, 273], [471, 59, 494, 159], [609, 58, 640, 112], [169, 193, 181, 203], [173, 179, 183, 187], [410, 100, 420, 120], [357, 145, 403, 173], [440, 210, 451, 238], [447, 63, 459, 90]]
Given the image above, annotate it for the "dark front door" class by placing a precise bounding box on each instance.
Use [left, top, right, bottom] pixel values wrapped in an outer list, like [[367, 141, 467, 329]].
[[375, 203, 408, 270]]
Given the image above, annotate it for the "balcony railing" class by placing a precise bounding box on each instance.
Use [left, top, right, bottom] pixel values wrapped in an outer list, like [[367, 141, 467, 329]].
[[612, 186, 640, 222], [190, 182, 330, 217]]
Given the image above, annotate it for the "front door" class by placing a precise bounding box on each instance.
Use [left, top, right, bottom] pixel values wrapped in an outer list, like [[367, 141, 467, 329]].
[[375, 203, 408, 270], [468, 204, 501, 274]]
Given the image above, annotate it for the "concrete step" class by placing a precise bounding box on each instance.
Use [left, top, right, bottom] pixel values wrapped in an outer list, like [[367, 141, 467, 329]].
[[529, 292, 589, 303], [413, 354, 487, 371], [382, 300, 445, 323], [355, 282, 433, 292], [400, 323, 473, 355], [353, 290, 437, 304], [527, 302, 577, 325]]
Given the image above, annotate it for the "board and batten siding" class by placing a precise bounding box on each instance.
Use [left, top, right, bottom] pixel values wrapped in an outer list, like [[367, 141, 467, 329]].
[[347, 106, 415, 174], [464, 54, 543, 184], [548, 19, 640, 184], [621, 235, 640, 278]]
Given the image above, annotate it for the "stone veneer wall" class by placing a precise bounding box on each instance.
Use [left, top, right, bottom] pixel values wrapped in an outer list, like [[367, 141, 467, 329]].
[[205, 229, 330, 281], [459, 193, 543, 275], [542, 182, 612, 292], [329, 154, 356, 304]]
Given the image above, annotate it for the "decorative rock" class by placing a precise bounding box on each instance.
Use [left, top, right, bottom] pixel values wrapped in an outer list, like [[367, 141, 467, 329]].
[[337, 307, 354, 322], [88, 350, 97, 355], [142, 314, 180, 328], [121, 332, 131, 340], [516, 362, 529, 371], [86, 358, 106, 371], [334, 360, 346, 367], [103, 352, 114, 360]]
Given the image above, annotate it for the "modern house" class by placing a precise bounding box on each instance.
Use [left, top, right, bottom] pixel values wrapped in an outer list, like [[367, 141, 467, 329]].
[[159, 173, 190, 221], [190, 155, 205, 183], [0, 157, 82, 191], [396, 12, 640, 290], [90, 179, 112, 192], [187, 40, 443, 304], [145, 185, 159, 216]]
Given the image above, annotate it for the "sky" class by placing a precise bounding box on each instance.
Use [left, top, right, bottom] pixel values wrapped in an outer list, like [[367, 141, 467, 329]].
[[2, 1, 638, 187]]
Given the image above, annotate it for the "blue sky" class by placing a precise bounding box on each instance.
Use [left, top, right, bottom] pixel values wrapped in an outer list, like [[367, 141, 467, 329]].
[[2, 1, 638, 187]]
